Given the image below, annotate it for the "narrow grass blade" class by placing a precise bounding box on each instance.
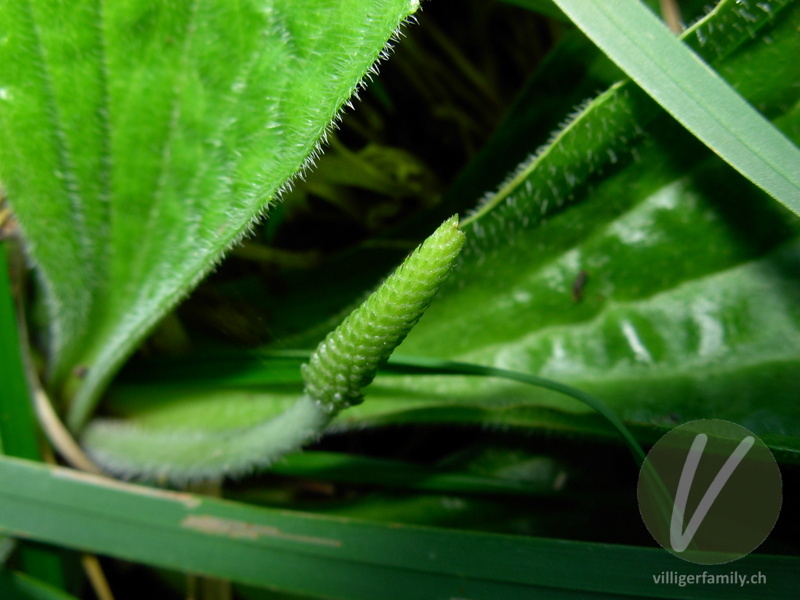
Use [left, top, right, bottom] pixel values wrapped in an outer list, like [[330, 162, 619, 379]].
[[387, 355, 646, 465], [0, 243, 40, 459], [552, 0, 800, 215], [0, 242, 68, 588], [1, 456, 798, 599]]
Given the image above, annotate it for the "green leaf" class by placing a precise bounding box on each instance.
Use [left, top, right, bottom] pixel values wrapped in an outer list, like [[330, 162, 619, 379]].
[[0, 0, 419, 430], [552, 0, 800, 215], [1, 455, 798, 599]]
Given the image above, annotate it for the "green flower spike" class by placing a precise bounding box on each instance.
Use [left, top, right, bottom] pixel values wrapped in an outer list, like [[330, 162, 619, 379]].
[[303, 214, 466, 412]]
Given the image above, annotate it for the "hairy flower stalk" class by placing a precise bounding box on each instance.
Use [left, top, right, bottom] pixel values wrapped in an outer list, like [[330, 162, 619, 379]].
[[83, 216, 464, 482]]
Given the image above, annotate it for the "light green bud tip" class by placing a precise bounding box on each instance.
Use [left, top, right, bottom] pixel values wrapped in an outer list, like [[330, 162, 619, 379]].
[[302, 215, 465, 412]]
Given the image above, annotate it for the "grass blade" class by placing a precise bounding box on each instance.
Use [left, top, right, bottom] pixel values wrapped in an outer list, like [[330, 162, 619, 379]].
[[552, 0, 800, 215], [386, 355, 647, 465], [0, 242, 68, 588], [0, 243, 40, 460], [1, 456, 798, 599]]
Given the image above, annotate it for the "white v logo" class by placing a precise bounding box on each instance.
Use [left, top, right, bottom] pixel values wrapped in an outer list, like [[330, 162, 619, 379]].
[[670, 433, 755, 552]]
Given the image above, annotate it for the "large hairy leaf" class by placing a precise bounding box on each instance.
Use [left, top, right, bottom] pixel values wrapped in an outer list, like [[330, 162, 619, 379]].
[[0, 0, 418, 429]]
